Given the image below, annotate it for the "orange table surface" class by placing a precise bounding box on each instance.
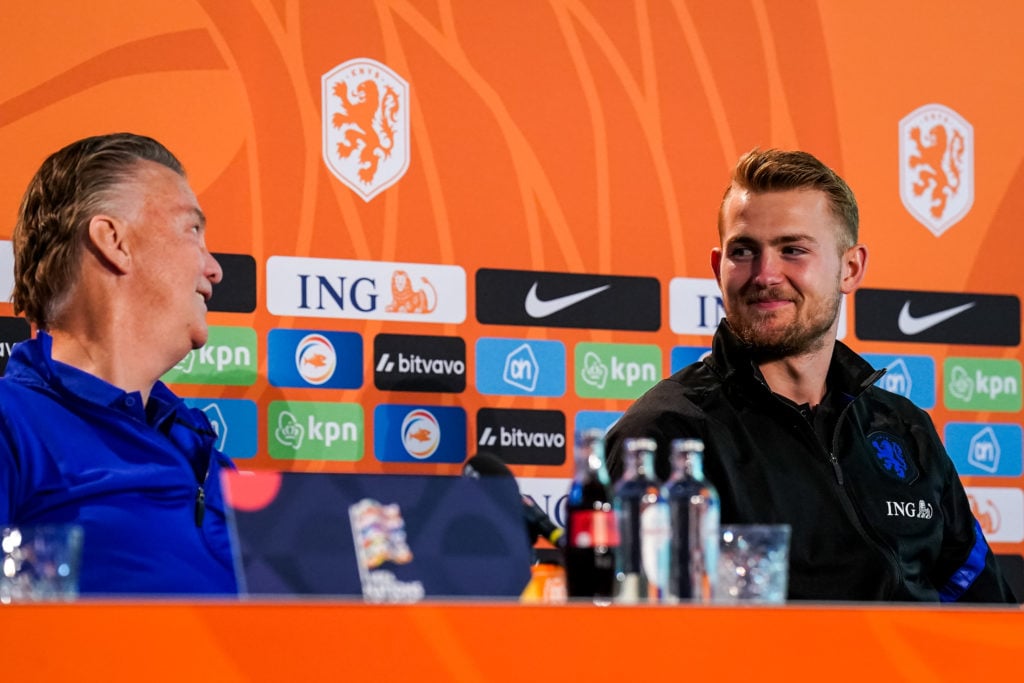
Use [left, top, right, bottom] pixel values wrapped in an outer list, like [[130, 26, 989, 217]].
[[3, 600, 1022, 680]]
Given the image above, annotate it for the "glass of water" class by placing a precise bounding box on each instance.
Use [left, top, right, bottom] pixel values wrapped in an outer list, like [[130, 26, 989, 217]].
[[717, 524, 791, 604], [1, 524, 84, 603]]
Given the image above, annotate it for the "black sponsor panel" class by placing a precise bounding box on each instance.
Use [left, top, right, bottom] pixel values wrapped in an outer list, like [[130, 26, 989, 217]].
[[476, 408, 566, 465], [374, 333, 466, 392], [476, 268, 660, 331], [855, 288, 1020, 346], [995, 554, 1023, 604], [0, 317, 31, 376], [208, 253, 257, 313]]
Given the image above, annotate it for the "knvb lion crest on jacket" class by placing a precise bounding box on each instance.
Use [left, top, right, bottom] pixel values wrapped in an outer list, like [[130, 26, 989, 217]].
[[898, 103, 974, 237], [322, 58, 410, 202]]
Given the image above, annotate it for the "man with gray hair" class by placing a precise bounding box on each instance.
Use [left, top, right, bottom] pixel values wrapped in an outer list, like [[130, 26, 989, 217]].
[[606, 148, 1015, 603], [0, 132, 236, 594]]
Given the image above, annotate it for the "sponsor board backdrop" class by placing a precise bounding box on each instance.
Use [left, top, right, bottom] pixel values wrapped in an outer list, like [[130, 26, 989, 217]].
[[1, 1, 1022, 570]]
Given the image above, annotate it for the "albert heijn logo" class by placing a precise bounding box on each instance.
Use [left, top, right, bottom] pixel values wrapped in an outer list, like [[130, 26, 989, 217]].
[[862, 353, 936, 409], [899, 103, 974, 237], [183, 398, 258, 460], [374, 333, 466, 393], [475, 338, 565, 397], [266, 256, 466, 323], [373, 404, 466, 464], [476, 408, 566, 466], [268, 329, 363, 389], [945, 423, 1022, 477], [322, 58, 410, 202]]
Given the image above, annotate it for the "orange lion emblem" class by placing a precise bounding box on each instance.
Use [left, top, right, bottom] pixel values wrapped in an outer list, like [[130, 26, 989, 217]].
[[331, 79, 401, 184], [908, 124, 965, 219], [386, 270, 437, 314]]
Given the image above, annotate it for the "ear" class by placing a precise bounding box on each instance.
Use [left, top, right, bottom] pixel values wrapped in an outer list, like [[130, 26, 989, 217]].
[[839, 243, 868, 294], [710, 247, 723, 284], [87, 215, 131, 275]]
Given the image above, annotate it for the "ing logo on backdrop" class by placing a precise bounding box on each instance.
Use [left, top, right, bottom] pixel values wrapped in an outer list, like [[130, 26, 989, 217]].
[[322, 58, 410, 202], [899, 104, 973, 236]]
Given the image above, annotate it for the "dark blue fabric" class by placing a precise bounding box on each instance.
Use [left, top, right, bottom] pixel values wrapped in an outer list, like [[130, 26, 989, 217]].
[[939, 518, 988, 602], [0, 333, 237, 595]]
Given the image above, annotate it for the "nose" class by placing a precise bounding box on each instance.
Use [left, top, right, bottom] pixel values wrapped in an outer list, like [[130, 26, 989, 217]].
[[751, 252, 784, 287], [205, 249, 224, 285]]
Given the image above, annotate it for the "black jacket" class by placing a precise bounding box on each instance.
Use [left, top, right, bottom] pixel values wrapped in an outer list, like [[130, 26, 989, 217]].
[[605, 321, 1016, 603]]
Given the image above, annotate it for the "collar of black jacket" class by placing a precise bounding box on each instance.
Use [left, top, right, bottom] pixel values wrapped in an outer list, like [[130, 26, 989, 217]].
[[707, 319, 885, 399]]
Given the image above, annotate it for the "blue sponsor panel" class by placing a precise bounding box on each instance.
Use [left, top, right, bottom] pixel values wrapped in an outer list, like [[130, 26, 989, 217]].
[[373, 404, 467, 463], [183, 398, 258, 460], [475, 337, 566, 396], [670, 346, 712, 374], [944, 423, 1022, 477], [267, 329, 363, 389], [574, 410, 624, 440], [861, 353, 936, 409]]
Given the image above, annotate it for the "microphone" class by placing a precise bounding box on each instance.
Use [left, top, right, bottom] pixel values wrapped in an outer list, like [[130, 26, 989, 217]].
[[463, 452, 566, 549]]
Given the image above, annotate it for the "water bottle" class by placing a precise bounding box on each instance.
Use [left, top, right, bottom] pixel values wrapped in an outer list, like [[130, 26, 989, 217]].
[[613, 437, 669, 602], [664, 438, 719, 603]]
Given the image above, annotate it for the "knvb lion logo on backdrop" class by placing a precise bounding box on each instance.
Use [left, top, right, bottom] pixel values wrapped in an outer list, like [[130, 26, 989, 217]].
[[899, 104, 974, 236], [322, 58, 410, 201], [267, 256, 466, 323]]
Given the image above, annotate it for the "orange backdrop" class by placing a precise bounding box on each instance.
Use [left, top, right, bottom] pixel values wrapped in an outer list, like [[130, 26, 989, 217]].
[[1, 1, 1021, 564]]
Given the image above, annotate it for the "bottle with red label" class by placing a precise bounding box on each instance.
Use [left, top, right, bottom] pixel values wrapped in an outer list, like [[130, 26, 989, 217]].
[[565, 429, 618, 602]]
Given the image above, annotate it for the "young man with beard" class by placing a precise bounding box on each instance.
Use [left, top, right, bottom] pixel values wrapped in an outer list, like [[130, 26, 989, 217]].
[[605, 149, 1015, 603]]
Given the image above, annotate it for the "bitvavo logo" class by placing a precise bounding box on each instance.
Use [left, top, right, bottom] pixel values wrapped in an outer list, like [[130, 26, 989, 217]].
[[575, 342, 661, 399], [164, 326, 258, 386], [268, 401, 364, 461], [944, 358, 1021, 411]]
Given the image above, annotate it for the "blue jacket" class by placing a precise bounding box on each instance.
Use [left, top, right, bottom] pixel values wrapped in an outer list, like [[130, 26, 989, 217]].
[[0, 333, 238, 595], [606, 321, 1016, 603]]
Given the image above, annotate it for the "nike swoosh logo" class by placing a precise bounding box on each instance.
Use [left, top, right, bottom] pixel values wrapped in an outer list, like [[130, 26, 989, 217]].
[[897, 301, 975, 335], [524, 282, 610, 318]]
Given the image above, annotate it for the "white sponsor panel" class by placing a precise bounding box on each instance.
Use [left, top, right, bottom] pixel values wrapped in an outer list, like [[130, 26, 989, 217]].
[[518, 477, 572, 529], [0, 240, 13, 301], [669, 276, 847, 339], [965, 486, 1024, 543], [266, 256, 466, 323]]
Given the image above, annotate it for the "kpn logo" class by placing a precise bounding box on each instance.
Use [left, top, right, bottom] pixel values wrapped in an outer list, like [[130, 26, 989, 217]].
[[163, 326, 257, 385], [944, 358, 1021, 411], [268, 401, 364, 460], [574, 342, 661, 399]]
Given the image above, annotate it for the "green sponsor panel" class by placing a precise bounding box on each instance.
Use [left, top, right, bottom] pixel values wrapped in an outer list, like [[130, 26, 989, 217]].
[[268, 400, 364, 461], [574, 342, 662, 399], [162, 326, 258, 386], [944, 357, 1022, 412]]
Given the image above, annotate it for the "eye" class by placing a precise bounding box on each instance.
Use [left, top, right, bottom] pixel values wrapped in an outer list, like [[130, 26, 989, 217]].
[[728, 245, 754, 259], [781, 245, 808, 256]]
